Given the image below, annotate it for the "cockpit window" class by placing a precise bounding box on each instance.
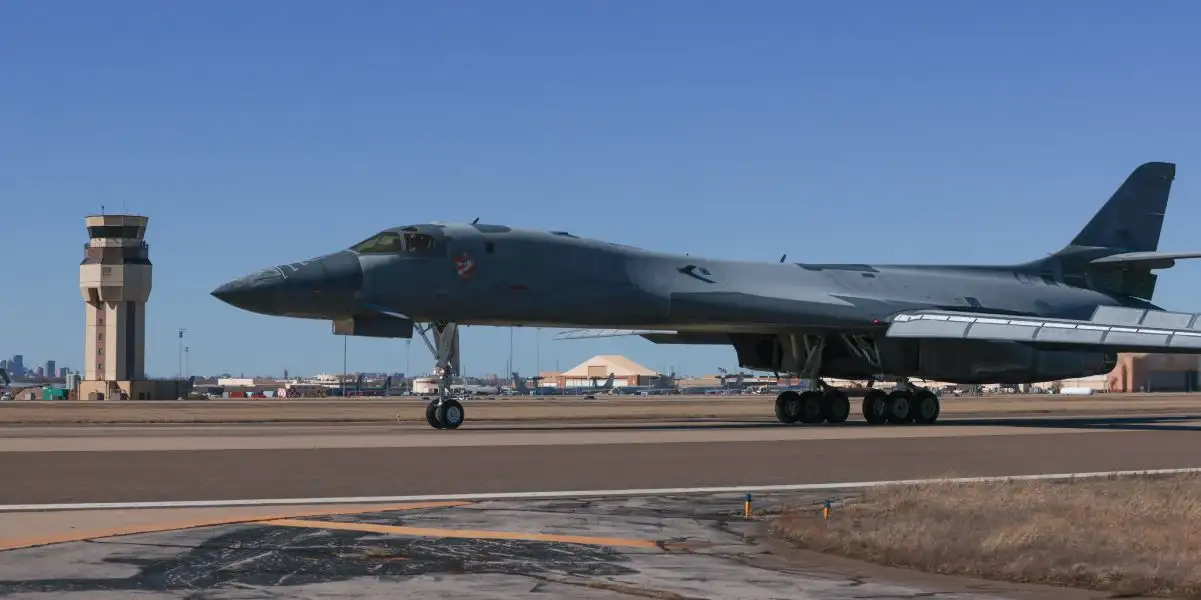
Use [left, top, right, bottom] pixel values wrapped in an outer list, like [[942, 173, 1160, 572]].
[[404, 233, 436, 252], [350, 230, 443, 256], [350, 232, 404, 254]]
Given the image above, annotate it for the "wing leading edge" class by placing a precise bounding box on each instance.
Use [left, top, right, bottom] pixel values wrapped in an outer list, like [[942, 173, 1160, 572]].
[[886, 306, 1201, 352], [554, 329, 675, 340]]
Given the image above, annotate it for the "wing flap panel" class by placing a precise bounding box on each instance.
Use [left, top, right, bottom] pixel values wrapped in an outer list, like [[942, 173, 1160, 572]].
[[971, 322, 1036, 341], [887, 308, 1201, 352], [1035, 326, 1105, 344], [1090, 306, 1147, 326], [1140, 310, 1194, 329], [1169, 336, 1201, 349]]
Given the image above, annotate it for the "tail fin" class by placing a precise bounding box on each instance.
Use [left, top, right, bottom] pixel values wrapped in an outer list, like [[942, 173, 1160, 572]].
[[1069, 161, 1175, 252], [1046, 162, 1176, 301]]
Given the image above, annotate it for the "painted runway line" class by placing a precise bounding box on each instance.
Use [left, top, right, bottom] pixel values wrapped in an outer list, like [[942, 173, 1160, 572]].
[[265, 518, 660, 549], [3, 467, 1199, 512], [0, 501, 469, 552]]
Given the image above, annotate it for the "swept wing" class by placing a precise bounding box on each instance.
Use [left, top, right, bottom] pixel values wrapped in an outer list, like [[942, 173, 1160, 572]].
[[885, 306, 1201, 352]]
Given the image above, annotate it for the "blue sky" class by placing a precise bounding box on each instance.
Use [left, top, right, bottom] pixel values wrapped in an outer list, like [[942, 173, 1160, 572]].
[[3, 0, 1199, 379]]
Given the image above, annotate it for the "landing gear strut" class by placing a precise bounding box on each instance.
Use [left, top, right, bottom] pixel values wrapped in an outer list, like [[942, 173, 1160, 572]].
[[772, 333, 939, 426], [415, 321, 466, 430]]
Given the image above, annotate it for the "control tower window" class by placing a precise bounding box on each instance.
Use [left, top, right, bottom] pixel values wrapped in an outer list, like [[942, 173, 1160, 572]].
[[350, 232, 404, 254], [88, 225, 141, 239]]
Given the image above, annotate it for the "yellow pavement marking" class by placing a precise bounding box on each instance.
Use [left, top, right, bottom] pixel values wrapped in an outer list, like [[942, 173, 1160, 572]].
[[264, 518, 661, 549], [0, 501, 468, 552]]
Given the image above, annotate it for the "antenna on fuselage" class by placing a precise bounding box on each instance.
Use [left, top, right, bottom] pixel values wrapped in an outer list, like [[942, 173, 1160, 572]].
[[471, 217, 479, 224], [779, 254, 787, 263]]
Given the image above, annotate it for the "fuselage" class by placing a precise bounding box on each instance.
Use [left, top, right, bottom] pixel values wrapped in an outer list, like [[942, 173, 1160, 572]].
[[212, 222, 1155, 332], [211, 222, 1156, 385]]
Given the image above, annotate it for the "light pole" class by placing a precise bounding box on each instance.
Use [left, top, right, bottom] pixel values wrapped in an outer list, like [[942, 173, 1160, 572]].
[[184, 346, 189, 379], [508, 327, 514, 381], [177, 329, 186, 379], [342, 335, 348, 397], [535, 328, 541, 377]]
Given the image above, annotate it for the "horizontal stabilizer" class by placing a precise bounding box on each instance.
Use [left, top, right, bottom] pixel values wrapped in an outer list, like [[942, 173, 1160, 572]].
[[886, 306, 1201, 352], [554, 328, 677, 340], [1090, 251, 1201, 270]]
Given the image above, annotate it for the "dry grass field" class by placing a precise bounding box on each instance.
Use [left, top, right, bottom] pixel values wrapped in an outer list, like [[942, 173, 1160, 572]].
[[770, 473, 1201, 597], [1, 393, 1200, 425]]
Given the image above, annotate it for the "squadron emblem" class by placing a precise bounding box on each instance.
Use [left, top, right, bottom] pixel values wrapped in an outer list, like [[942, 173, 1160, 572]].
[[453, 252, 476, 280]]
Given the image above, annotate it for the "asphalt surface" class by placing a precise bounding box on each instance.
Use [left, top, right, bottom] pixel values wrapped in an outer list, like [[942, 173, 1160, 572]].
[[0, 493, 1113, 600], [2, 413, 1194, 599], [2, 414, 1199, 505]]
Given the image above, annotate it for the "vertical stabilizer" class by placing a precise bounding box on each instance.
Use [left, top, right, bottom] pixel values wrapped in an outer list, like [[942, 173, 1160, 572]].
[[1070, 161, 1175, 252], [1046, 162, 1176, 301]]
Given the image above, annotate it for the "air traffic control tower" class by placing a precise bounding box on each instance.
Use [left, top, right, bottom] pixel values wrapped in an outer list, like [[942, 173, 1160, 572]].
[[78, 214, 163, 400]]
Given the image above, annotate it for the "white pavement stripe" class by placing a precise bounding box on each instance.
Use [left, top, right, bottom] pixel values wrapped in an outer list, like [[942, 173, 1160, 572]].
[[3, 468, 1201, 512]]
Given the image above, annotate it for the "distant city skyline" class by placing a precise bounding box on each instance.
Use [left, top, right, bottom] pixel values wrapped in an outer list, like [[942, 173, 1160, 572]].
[[1, 354, 71, 380]]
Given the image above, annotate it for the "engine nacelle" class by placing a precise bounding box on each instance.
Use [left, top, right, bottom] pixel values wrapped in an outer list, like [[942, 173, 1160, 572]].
[[876, 339, 1117, 384], [730, 334, 1117, 384]]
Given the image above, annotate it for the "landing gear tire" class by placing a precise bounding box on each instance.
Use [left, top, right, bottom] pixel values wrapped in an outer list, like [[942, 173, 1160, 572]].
[[436, 398, 465, 430], [912, 390, 941, 425], [775, 391, 802, 424], [797, 391, 825, 424], [425, 399, 444, 429], [862, 389, 888, 425], [885, 390, 914, 424], [820, 389, 851, 424]]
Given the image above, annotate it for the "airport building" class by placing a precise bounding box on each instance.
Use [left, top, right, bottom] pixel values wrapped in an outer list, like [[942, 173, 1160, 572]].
[[552, 355, 662, 388], [1107, 353, 1201, 392], [77, 214, 190, 400]]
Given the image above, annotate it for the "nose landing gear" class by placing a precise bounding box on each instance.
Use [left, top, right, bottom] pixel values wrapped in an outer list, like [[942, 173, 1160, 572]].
[[415, 321, 467, 430], [426, 397, 465, 429]]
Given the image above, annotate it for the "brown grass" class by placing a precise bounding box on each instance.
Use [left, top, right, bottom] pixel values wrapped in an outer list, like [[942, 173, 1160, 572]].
[[2, 393, 1201, 425], [769, 473, 1201, 597]]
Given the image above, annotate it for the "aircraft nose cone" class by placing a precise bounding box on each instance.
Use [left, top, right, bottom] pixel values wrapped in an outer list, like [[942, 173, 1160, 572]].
[[212, 251, 363, 318], [211, 268, 285, 315]]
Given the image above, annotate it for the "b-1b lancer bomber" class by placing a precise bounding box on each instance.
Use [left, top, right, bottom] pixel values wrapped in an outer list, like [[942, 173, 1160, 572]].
[[213, 162, 1199, 430]]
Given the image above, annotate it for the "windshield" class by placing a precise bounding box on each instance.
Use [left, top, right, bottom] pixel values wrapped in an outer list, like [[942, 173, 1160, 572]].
[[350, 232, 404, 254], [349, 230, 442, 255]]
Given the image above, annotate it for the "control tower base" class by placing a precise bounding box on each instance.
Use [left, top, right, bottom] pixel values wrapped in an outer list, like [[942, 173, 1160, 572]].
[[78, 379, 192, 401]]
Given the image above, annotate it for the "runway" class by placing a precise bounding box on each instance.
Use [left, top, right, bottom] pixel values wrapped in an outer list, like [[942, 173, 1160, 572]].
[[2, 413, 1199, 505], [2, 411, 1197, 598]]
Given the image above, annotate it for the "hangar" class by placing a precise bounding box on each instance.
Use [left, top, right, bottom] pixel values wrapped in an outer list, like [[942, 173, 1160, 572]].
[[552, 355, 661, 388]]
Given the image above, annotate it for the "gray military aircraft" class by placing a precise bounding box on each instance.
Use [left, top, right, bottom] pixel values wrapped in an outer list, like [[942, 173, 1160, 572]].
[[213, 161, 1199, 430]]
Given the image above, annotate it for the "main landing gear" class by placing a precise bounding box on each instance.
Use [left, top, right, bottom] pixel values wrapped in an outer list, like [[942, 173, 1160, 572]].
[[772, 333, 940, 426], [859, 383, 940, 425], [774, 387, 851, 425], [415, 321, 467, 430]]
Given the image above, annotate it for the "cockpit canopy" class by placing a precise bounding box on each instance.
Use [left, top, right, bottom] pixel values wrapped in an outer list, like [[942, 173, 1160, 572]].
[[349, 226, 444, 257]]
